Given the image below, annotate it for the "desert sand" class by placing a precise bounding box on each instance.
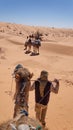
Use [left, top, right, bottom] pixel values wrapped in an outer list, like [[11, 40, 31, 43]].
[[0, 22, 73, 130]]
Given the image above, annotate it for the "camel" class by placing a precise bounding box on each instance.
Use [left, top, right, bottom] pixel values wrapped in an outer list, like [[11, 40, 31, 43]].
[[0, 113, 42, 130], [24, 39, 41, 55]]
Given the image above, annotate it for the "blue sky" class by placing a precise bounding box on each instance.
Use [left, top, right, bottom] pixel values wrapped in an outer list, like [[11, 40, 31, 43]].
[[0, 0, 73, 28]]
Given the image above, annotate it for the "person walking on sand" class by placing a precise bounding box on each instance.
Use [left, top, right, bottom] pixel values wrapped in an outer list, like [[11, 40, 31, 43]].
[[24, 35, 32, 54], [30, 70, 59, 128], [31, 37, 41, 56], [13, 64, 33, 118], [24, 36, 29, 50]]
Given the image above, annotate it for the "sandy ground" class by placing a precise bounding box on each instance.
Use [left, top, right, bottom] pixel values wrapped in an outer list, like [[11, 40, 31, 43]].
[[0, 23, 73, 130]]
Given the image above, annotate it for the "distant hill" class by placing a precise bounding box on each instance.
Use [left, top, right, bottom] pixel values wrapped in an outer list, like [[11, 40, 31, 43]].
[[0, 22, 73, 42]]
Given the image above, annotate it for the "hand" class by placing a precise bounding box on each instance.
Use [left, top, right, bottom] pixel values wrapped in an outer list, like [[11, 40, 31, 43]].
[[54, 79, 59, 85]]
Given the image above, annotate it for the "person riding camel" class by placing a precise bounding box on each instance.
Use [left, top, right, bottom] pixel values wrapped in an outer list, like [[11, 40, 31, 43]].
[[30, 70, 59, 128], [13, 64, 33, 118]]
